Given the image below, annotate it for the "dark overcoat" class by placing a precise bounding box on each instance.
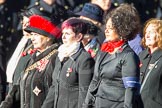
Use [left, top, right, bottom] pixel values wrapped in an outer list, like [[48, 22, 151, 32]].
[[139, 48, 162, 108], [83, 43, 140, 108], [19, 44, 59, 108], [42, 44, 95, 108]]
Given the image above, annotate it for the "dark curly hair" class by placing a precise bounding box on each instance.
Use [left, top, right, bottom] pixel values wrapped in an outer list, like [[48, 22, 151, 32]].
[[105, 3, 141, 41]]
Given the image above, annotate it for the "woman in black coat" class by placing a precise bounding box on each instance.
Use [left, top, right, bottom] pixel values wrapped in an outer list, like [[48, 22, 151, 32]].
[[1, 15, 61, 108], [83, 3, 141, 108], [41, 17, 95, 108], [19, 15, 61, 108], [139, 18, 162, 108]]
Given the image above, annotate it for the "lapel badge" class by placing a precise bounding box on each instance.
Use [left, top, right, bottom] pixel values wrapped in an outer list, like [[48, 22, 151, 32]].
[[66, 68, 73, 77], [33, 86, 41, 96], [148, 64, 155, 70]]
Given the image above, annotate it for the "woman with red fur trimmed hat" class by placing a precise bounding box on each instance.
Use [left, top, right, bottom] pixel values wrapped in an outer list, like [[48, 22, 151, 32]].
[[1, 15, 62, 108], [18, 15, 61, 108]]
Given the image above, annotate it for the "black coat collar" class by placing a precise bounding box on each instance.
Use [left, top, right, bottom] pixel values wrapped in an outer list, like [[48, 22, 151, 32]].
[[140, 48, 162, 61]]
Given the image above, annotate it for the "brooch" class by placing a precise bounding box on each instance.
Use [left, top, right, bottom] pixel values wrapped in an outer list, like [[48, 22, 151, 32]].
[[66, 68, 73, 77], [148, 64, 154, 70], [36, 59, 49, 72], [33, 86, 41, 96]]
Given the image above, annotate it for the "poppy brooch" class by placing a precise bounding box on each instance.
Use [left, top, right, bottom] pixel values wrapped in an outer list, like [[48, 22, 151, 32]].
[[21, 48, 37, 57]]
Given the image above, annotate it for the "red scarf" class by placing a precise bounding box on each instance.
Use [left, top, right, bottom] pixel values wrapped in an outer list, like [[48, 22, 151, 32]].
[[101, 40, 125, 53]]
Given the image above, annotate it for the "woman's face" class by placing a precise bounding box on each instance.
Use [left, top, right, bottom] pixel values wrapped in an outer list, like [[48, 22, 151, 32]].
[[145, 24, 159, 48], [62, 27, 81, 47], [105, 18, 119, 41], [30, 32, 51, 51], [22, 16, 30, 37]]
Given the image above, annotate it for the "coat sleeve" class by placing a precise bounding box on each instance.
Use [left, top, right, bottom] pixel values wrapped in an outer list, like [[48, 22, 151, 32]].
[[41, 56, 58, 108], [0, 84, 19, 108], [121, 52, 140, 108], [82, 53, 102, 108], [78, 56, 95, 108], [82, 76, 100, 108], [41, 84, 55, 108]]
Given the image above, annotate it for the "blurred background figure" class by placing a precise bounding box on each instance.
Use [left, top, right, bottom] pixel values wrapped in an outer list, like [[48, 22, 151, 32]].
[[36, 0, 70, 21], [139, 18, 162, 108], [128, 33, 144, 55], [0, 0, 7, 103], [0, 0, 31, 103], [91, 0, 112, 17], [124, 2, 144, 55], [125, 0, 160, 25], [55, 0, 89, 14], [2, 0, 30, 62], [76, 3, 105, 44], [81, 20, 101, 60], [76, 3, 104, 27]]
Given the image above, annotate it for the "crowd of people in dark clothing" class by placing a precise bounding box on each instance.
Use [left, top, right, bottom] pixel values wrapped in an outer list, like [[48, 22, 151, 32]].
[[0, 0, 162, 108]]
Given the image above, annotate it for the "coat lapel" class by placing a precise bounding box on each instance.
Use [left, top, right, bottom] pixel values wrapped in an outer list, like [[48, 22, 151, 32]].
[[101, 53, 116, 65]]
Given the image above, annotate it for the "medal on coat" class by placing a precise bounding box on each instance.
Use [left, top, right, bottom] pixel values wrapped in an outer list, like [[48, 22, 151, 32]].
[[36, 59, 49, 72], [66, 68, 73, 77], [148, 64, 157, 69], [33, 86, 41, 96]]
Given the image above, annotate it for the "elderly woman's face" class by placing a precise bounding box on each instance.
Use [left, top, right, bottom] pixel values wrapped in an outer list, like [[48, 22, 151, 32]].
[[62, 27, 81, 47], [105, 18, 119, 41], [145, 24, 159, 48], [30, 32, 51, 51]]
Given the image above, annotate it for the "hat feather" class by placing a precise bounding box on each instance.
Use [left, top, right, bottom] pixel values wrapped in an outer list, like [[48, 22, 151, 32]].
[[29, 15, 61, 38]]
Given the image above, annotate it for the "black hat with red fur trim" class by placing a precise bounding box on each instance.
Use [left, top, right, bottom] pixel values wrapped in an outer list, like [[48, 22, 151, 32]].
[[24, 15, 61, 39]]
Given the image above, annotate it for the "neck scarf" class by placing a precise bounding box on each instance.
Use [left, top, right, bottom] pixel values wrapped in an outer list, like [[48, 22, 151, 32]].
[[101, 40, 125, 53], [58, 42, 80, 61]]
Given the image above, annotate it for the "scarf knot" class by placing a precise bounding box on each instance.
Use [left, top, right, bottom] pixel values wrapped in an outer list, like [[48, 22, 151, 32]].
[[101, 40, 125, 53]]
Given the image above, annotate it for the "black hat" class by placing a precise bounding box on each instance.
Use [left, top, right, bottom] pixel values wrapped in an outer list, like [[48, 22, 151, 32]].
[[20, 5, 48, 18], [76, 3, 104, 23], [24, 15, 61, 39]]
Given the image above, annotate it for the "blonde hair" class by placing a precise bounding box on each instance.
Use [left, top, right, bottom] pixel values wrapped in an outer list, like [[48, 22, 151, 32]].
[[142, 18, 162, 49]]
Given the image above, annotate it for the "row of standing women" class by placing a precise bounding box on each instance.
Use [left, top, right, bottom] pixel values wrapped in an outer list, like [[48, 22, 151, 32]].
[[0, 2, 162, 108]]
